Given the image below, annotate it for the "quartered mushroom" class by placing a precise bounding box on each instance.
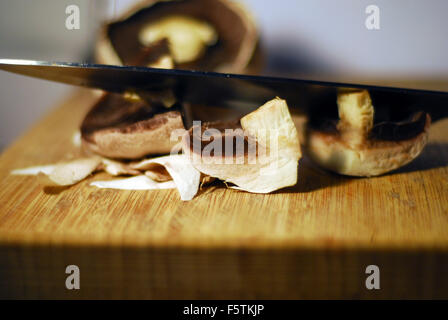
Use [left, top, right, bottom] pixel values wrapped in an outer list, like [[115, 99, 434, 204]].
[[182, 98, 302, 193], [306, 89, 431, 177]]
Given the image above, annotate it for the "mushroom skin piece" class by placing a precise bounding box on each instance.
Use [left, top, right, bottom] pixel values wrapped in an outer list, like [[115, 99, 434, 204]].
[[182, 98, 302, 193], [306, 89, 431, 177], [81, 93, 185, 159]]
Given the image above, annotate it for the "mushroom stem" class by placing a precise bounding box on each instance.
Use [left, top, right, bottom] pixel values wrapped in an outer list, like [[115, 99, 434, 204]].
[[336, 89, 374, 148]]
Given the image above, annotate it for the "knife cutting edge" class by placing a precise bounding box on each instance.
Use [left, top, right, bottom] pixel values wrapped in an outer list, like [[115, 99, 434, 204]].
[[1, 58, 447, 122]]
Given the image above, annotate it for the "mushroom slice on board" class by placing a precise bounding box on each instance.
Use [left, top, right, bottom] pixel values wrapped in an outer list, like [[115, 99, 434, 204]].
[[306, 89, 431, 177], [183, 97, 302, 193], [81, 93, 185, 159]]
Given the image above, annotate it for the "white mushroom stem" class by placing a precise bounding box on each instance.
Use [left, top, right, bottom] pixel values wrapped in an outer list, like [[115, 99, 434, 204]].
[[139, 15, 218, 64], [336, 89, 374, 148]]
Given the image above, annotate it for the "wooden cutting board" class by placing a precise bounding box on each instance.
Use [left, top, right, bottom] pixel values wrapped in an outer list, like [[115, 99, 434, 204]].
[[0, 89, 447, 299]]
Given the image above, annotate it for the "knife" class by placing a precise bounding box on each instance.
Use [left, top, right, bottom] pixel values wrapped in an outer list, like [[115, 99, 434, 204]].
[[1, 58, 448, 122]]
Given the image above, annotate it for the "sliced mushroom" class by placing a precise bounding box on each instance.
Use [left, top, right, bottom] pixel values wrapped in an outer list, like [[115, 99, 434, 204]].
[[96, 0, 261, 73], [306, 89, 431, 177], [81, 93, 185, 159], [182, 97, 302, 193]]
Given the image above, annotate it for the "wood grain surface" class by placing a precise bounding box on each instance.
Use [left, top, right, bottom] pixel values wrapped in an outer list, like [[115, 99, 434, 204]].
[[0, 89, 447, 299]]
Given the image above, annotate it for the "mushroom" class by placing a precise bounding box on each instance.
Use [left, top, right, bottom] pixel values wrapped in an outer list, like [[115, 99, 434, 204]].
[[83, 0, 263, 161], [306, 89, 431, 177], [80, 93, 185, 159], [182, 97, 302, 193], [96, 0, 261, 73]]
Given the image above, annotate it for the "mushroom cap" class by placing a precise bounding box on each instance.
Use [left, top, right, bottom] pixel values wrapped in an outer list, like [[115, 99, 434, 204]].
[[81, 93, 185, 159], [95, 0, 261, 73]]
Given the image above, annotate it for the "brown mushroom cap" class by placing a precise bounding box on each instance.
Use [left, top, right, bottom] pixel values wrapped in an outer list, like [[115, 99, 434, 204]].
[[81, 93, 185, 159], [95, 0, 261, 73], [306, 89, 431, 177]]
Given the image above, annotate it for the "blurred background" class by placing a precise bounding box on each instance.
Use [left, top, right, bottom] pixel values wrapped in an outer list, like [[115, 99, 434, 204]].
[[0, 0, 447, 150]]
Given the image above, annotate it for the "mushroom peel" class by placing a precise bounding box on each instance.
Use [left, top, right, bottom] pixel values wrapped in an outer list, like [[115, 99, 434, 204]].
[[36, 157, 102, 187], [306, 89, 431, 177], [182, 98, 302, 193], [90, 175, 176, 191], [11, 157, 103, 187], [91, 155, 201, 201], [12, 155, 201, 200], [11, 157, 131, 187]]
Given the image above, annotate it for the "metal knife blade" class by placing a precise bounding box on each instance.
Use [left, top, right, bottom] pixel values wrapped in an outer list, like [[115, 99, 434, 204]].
[[1, 59, 448, 121]]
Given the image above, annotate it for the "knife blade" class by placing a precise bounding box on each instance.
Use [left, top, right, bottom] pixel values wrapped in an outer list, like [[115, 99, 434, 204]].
[[1, 58, 448, 121]]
